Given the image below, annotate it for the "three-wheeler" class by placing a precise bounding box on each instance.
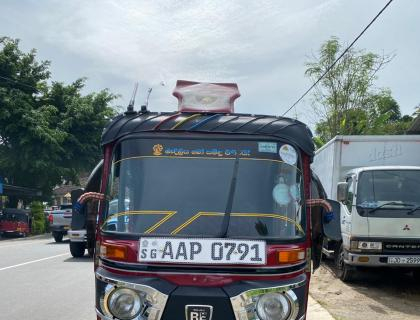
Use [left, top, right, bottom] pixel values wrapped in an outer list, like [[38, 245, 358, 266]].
[[78, 80, 340, 320], [0, 208, 31, 237]]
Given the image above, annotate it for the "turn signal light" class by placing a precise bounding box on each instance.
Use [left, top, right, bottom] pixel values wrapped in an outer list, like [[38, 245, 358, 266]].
[[278, 249, 306, 264], [100, 244, 127, 260]]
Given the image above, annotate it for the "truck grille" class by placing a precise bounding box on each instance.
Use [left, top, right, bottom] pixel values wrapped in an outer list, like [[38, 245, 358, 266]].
[[383, 242, 420, 255]]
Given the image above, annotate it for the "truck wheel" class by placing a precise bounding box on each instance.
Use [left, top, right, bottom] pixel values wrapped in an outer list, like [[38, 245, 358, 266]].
[[70, 242, 86, 258], [335, 244, 354, 282], [53, 232, 64, 243], [87, 246, 94, 257]]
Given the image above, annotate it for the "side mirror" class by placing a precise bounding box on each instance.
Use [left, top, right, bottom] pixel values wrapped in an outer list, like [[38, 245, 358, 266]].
[[322, 199, 341, 241], [337, 182, 348, 202]]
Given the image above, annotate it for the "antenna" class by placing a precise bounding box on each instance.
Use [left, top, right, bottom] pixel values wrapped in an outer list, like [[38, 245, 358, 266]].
[[125, 82, 139, 114], [140, 87, 152, 113]]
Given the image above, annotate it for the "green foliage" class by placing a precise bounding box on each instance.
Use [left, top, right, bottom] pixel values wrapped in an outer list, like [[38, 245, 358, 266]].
[[307, 37, 414, 146], [30, 201, 45, 234], [0, 37, 117, 199]]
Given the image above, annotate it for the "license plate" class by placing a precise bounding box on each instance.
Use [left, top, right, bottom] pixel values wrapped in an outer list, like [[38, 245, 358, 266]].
[[138, 237, 266, 265], [388, 256, 420, 264]]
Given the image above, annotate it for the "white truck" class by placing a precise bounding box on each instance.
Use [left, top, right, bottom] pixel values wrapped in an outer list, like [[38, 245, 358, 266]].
[[312, 135, 420, 281]]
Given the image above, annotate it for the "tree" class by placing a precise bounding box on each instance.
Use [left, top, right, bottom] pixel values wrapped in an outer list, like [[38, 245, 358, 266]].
[[0, 37, 117, 204], [305, 37, 394, 142]]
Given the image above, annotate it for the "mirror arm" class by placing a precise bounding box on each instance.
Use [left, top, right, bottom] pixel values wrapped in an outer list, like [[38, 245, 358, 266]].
[[306, 199, 334, 223], [74, 192, 105, 213]]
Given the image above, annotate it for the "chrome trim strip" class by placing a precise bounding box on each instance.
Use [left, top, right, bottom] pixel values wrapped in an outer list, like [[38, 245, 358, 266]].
[[101, 257, 306, 270], [101, 263, 306, 277]]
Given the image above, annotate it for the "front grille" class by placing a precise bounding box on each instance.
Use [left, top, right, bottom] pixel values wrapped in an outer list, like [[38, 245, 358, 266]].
[[383, 242, 420, 255]]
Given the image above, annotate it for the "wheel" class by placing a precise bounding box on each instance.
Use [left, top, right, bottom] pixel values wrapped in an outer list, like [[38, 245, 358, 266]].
[[53, 232, 64, 243], [70, 242, 86, 257], [334, 244, 355, 282], [87, 246, 94, 257]]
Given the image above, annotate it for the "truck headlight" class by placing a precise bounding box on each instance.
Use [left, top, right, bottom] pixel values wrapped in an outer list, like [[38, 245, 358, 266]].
[[107, 288, 143, 320], [256, 292, 290, 320], [351, 241, 382, 251]]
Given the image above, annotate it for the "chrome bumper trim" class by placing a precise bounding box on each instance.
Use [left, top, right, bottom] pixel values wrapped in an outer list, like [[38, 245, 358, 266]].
[[346, 252, 420, 267]]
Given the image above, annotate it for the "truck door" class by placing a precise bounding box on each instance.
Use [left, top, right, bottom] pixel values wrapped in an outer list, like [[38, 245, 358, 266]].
[[341, 175, 354, 248]]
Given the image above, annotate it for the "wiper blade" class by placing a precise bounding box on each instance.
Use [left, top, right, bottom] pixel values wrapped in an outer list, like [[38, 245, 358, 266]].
[[407, 205, 420, 215], [219, 157, 240, 238], [368, 201, 414, 214]]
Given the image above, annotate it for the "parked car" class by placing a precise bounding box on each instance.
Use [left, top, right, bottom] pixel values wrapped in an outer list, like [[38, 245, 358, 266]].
[[48, 204, 73, 242]]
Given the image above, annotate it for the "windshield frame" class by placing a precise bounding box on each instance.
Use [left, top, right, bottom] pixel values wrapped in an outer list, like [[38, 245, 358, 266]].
[[101, 132, 307, 244], [356, 169, 420, 218]]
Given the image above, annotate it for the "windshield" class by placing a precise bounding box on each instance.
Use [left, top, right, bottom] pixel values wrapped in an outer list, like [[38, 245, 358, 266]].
[[0, 213, 27, 223], [102, 138, 305, 240], [357, 170, 420, 214]]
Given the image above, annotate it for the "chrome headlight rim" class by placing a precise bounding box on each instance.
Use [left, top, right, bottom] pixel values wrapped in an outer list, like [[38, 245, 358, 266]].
[[256, 292, 291, 320], [107, 287, 143, 320], [230, 280, 303, 320]]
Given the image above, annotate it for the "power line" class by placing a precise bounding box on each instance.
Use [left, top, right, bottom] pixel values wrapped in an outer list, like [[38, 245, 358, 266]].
[[0, 74, 39, 92], [282, 0, 394, 117]]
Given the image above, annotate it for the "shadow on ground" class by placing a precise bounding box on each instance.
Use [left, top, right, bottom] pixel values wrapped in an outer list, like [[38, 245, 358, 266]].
[[63, 256, 93, 263]]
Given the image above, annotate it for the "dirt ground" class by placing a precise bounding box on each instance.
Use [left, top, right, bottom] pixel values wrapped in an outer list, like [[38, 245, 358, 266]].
[[309, 261, 420, 320]]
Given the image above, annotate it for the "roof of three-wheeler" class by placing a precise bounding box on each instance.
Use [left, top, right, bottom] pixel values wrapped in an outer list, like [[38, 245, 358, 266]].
[[101, 112, 315, 160], [101, 80, 314, 159]]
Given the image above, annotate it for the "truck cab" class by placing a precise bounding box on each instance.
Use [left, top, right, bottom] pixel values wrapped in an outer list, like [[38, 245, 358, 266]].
[[334, 166, 420, 281]]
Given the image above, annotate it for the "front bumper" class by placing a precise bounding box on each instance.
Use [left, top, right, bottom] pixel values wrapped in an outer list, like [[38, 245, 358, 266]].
[[68, 229, 87, 243], [346, 252, 420, 267], [50, 225, 69, 234], [95, 267, 308, 320]]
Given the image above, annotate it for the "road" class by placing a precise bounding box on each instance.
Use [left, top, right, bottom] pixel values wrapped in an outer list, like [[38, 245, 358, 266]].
[[0, 235, 94, 320]]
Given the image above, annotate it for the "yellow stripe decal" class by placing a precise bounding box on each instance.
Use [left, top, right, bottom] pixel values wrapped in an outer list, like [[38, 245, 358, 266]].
[[170, 212, 304, 235], [102, 210, 176, 233], [171, 114, 201, 129]]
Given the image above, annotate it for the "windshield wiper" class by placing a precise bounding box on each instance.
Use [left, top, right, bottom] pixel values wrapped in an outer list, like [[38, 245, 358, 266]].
[[368, 201, 414, 214], [407, 205, 420, 215], [219, 157, 240, 238]]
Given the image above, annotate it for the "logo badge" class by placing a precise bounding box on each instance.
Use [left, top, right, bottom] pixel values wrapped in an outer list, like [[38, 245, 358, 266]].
[[185, 305, 213, 320], [403, 224, 411, 231], [153, 144, 163, 156]]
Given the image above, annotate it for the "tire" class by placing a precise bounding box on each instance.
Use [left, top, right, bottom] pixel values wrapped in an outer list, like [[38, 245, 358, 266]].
[[70, 242, 86, 258], [87, 246, 94, 258], [53, 232, 64, 243], [334, 244, 355, 282]]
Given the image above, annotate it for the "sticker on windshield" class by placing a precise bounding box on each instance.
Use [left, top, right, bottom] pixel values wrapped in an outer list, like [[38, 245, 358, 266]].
[[272, 178, 291, 206], [258, 142, 277, 153], [279, 144, 297, 165]]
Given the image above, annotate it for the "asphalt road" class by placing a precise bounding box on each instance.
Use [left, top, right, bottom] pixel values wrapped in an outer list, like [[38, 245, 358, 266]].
[[0, 235, 95, 320]]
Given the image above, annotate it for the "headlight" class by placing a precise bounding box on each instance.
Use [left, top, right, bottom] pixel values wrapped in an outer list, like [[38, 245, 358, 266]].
[[107, 288, 143, 320], [351, 241, 382, 251], [256, 293, 290, 320]]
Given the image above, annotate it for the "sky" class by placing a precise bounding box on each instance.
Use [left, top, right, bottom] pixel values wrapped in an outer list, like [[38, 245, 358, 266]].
[[1, 0, 419, 128]]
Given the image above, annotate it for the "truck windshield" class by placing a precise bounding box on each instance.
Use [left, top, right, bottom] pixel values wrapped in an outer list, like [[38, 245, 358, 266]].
[[102, 138, 305, 240], [357, 170, 420, 212]]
